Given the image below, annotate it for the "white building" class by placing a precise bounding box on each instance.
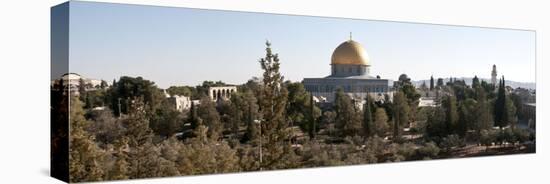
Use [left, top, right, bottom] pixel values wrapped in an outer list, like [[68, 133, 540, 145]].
[[418, 97, 437, 107], [208, 86, 237, 101], [169, 95, 192, 112], [163, 89, 193, 111], [52, 73, 104, 95]]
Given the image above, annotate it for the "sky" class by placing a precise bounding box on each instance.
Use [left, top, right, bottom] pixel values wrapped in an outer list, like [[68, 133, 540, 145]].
[[62, 1, 536, 88]]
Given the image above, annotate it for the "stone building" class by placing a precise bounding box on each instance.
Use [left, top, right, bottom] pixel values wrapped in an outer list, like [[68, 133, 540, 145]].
[[208, 86, 237, 101], [169, 95, 192, 112], [522, 103, 536, 130], [163, 90, 193, 112], [302, 35, 392, 104], [51, 73, 103, 95]]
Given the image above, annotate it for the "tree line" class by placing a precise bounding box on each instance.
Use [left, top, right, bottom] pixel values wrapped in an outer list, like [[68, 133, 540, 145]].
[[58, 42, 535, 183]]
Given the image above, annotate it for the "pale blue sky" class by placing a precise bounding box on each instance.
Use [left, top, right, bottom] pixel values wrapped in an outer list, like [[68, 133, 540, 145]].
[[65, 1, 536, 88]]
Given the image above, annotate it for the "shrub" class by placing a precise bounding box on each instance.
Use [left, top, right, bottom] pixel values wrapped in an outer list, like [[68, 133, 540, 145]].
[[417, 141, 440, 159], [497, 128, 515, 146], [479, 129, 497, 150], [439, 134, 464, 152], [397, 142, 417, 160], [513, 128, 530, 144]]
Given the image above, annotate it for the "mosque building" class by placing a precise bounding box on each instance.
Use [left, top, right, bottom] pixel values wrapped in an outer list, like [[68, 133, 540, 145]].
[[302, 34, 392, 104]]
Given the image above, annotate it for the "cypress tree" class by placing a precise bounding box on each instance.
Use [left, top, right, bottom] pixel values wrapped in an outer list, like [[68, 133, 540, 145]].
[[244, 91, 259, 143], [472, 75, 480, 88], [373, 108, 389, 137], [188, 101, 198, 130], [430, 75, 434, 90], [475, 88, 493, 131], [229, 93, 243, 139], [392, 91, 409, 140], [501, 76, 510, 127], [308, 94, 316, 139], [100, 80, 108, 89], [437, 78, 444, 88], [457, 103, 468, 137], [112, 79, 117, 88], [494, 77, 507, 128], [443, 95, 458, 135], [363, 96, 374, 137], [78, 78, 87, 102], [499, 76, 518, 129]]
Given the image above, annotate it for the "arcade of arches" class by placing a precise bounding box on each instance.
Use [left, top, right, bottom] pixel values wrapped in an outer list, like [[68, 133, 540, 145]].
[[208, 86, 237, 101]]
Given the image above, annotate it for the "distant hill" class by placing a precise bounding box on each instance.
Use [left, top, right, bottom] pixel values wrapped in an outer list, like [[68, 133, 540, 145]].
[[412, 77, 535, 90]]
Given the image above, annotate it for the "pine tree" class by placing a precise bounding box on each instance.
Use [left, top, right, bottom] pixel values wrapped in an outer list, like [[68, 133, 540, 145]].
[[399, 79, 420, 126], [257, 41, 290, 169], [109, 138, 130, 180], [426, 105, 446, 138], [176, 125, 239, 175], [123, 97, 153, 147], [68, 96, 105, 182], [150, 102, 183, 137], [109, 76, 164, 116], [120, 97, 161, 179], [197, 96, 222, 140], [334, 89, 362, 137], [130, 141, 179, 178]]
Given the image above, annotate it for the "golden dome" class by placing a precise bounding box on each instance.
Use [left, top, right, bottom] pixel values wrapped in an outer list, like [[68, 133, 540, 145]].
[[331, 40, 369, 65]]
